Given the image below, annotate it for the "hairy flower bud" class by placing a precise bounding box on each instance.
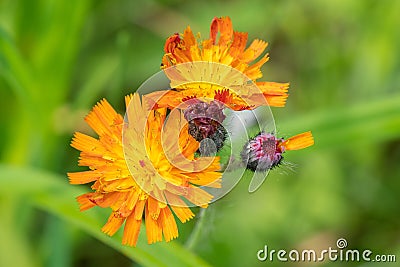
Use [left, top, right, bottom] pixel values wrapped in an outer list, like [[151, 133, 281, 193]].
[[241, 132, 284, 171]]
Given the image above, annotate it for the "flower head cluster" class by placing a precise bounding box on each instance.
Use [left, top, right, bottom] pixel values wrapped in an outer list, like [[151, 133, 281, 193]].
[[68, 16, 314, 247]]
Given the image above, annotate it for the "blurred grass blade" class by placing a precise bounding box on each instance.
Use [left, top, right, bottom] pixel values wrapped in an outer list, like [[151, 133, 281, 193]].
[[280, 94, 400, 149], [0, 196, 37, 267], [0, 27, 34, 101], [0, 165, 212, 267], [73, 54, 119, 109]]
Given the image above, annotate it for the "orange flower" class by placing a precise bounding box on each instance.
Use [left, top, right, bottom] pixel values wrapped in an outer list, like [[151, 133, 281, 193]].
[[155, 16, 289, 110], [68, 93, 221, 246]]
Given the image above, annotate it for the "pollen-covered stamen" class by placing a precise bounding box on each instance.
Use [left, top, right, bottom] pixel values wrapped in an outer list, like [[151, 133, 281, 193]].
[[241, 132, 284, 172], [184, 100, 227, 155]]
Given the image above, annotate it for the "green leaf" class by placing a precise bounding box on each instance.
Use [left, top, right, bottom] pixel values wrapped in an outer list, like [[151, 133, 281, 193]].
[[0, 195, 38, 267], [0, 165, 212, 267]]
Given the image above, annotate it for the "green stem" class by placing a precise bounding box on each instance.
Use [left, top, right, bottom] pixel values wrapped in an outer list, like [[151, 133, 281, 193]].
[[185, 208, 207, 250]]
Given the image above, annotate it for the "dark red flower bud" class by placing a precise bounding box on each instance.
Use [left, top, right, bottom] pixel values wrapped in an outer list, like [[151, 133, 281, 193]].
[[184, 100, 227, 155]]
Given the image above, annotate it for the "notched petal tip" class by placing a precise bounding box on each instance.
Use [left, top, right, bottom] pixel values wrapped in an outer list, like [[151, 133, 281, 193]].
[[102, 212, 125, 236], [76, 193, 97, 211], [282, 131, 314, 151]]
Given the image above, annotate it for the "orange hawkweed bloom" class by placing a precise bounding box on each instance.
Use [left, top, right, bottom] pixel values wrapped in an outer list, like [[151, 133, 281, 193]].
[[155, 16, 289, 110], [68, 93, 221, 246]]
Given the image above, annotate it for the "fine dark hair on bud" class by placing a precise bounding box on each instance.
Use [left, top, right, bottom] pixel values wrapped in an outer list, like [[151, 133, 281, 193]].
[[241, 132, 284, 172]]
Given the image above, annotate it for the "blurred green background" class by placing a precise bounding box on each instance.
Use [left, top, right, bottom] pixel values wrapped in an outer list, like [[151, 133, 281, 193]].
[[1, 0, 399, 266]]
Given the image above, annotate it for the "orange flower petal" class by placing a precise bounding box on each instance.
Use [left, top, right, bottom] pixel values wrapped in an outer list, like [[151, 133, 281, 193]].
[[134, 199, 147, 220], [185, 186, 214, 208], [84, 99, 120, 137], [147, 196, 161, 220], [122, 212, 142, 246], [71, 132, 107, 156], [264, 95, 288, 107], [183, 26, 196, 48], [280, 131, 314, 151], [76, 193, 97, 211], [241, 39, 268, 63], [102, 212, 125, 236], [68, 171, 99, 184], [210, 16, 233, 46], [164, 33, 181, 54], [160, 207, 178, 242], [145, 204, 163, 244], [229, 32, 248, 59], [96, 192, 122, 208], [244, 54, 269, 80], [164, 191, 195, 223]]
